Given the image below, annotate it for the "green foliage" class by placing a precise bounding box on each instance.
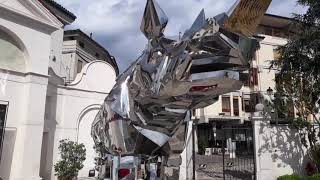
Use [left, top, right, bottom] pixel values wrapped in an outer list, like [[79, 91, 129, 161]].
[[306, 173, 320, 180], [279, 173, 320, 180], [93, 143, 107, 171], [270, 0, 320, 151], [310, 145, 320, 170], [54, 139, 86, 177], [277, 174, 301, 180]]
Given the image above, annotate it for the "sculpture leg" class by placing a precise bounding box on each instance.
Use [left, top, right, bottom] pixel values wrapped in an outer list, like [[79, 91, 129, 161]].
[[149, 162, 158, 180], [112, 156, 120, 180], [160, 156, 167, 180]]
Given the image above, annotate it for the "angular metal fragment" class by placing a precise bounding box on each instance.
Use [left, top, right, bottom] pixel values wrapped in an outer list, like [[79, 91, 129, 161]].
[[140, 0, 169, 39], [182, 9, 206, 40], [223, 0, 272, 36]]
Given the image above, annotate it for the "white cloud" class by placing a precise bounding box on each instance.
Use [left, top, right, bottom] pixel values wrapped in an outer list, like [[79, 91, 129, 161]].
[[56, 0, 308, 72]]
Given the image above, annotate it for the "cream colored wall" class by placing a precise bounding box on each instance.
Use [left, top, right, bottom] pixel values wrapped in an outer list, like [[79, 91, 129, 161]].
[[257, 35, 287, 92], [46, 61, 116, 179], [0, 18, 52, 75], [0, 71, 49, 180], [0, 29, 26, 72], [195, 34, 288, 121], [0, 1, 119, 180], [49, 29, 65, 78], [0, 1, 61, 179], [253, 118, 308, 180], [63, 34, 115, 83], [62, 40, 77, 81]]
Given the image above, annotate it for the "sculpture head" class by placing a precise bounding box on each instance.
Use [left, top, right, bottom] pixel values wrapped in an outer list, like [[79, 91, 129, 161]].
[[136, 0, 271, 109]]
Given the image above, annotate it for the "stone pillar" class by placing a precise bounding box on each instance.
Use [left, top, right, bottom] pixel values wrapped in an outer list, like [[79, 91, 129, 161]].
[[230, 94, 234, 116], [9, 74, 48, 180], [112, 156, 120, 180], [252, 104, 275, 180], [178, 121, 194, 180], [238, 95, 244, 124], [149, 163, 157, 180]]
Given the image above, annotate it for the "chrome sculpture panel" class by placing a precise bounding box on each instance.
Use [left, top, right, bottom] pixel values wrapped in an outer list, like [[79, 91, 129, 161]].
[[92, 0, 271, 157]]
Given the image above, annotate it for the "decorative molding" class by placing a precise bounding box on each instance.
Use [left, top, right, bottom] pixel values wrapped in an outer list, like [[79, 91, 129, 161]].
[[27, 0, 63, 27], [68, 60, 117, 87], [0, 67, 49, 78], [0, 0, 62, 32]]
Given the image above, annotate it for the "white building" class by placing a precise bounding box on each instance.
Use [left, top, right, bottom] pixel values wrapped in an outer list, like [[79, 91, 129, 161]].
[[0, 0, 118, 180], [194, 14, 293, 125], [62, 29, 118, 82], [193, 14, 308, 180]]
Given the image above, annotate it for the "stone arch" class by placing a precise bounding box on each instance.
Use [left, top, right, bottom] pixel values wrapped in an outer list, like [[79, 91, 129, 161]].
[[76, 104, 102, 138], [0, 25, 29, 73], [76, 104, 102, 177]]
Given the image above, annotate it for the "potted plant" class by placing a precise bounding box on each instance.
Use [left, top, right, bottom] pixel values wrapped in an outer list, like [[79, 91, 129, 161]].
[[54, 139, 86, 180]]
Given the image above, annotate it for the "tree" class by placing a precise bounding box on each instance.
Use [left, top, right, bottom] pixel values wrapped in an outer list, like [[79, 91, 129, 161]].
[[93, 142, 108, 171], [271, 0, 320, 167], [54, 139, 86, 180]]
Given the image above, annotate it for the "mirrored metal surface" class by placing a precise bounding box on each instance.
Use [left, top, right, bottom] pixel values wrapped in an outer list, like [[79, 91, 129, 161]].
[[91, 0, 271, 157]]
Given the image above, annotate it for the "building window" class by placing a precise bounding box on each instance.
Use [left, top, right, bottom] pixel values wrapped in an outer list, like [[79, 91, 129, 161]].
[[265, 27, 273, 36], [192, 109, 196, 116], [222, 96, 231, 116], [243, 99, 251, 112], [287, 101, 295, 118], [0, 103, 8, 161], [79, 41, 85, 48], [249, 68, 258, 86], [257, 25, 289, 39], [242, 93, 259, 113], [250, 93, 259, 112], [252, 51, 257, 61], [239, 72, 250, 86], [77, 60, 83, 73], [233, 97, 239, 116], [273, 46, 280, 60], [273, 29, 283, 38], [95, 53, 100, 59]]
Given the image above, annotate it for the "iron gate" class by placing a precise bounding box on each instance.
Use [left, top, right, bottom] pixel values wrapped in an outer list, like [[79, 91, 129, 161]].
[[222, 125, 255, 180]]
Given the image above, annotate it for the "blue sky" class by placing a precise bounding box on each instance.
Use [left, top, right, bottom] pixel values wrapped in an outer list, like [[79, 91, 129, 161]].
[[56, 0, 307, 72]]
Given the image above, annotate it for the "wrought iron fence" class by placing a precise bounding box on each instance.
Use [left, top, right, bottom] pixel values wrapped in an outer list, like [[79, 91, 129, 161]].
[[222, 126, 255, 180]]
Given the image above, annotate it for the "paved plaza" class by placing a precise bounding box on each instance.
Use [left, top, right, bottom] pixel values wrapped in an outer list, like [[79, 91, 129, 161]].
[[196, 154, 254, 180]]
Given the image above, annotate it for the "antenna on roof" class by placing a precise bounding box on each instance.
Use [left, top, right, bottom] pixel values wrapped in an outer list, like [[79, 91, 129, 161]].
[[90, 33, 93, 39]]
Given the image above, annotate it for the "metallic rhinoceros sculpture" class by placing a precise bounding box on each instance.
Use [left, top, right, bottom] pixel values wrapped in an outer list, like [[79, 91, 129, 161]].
[[91, 0, 271, 163]]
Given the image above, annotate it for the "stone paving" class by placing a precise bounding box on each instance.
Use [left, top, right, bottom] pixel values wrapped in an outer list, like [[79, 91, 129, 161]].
[[196, 154, 224, 180], [79, 154, 253, 180], [195, 154, 254, 180]]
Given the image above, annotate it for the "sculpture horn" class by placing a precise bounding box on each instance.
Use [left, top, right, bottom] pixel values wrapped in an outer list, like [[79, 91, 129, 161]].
[[140, 0, 169, 40], [182, 9, 206, 40]]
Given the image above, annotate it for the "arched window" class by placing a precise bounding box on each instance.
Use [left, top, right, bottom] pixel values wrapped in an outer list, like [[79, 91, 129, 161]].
[[0, 28, 26, 72]]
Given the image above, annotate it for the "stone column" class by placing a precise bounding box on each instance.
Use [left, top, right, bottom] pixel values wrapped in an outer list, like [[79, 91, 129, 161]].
[[230, 94, 234, 117], [238, 94, 244, 124], [10, 74, 48, 180], [252, 104, 275, 180]]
